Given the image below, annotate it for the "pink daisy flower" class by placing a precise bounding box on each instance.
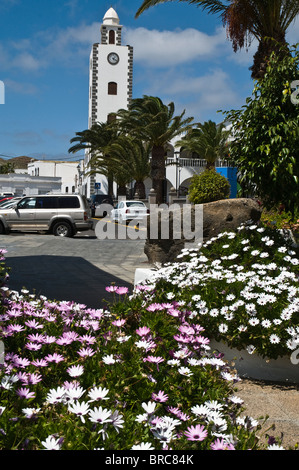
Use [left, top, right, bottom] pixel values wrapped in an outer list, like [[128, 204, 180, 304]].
[[152, 390, 168, 403], [184, 424, 208, 442], [105, 286, 118, 293], [112, 319, 126, 327], [44, 353, 65, 363], [16, 387, 36, 399], [210, 438, 235, 450], [77, 347, 95, 358], [136, 326, 151, 337], [115, 287, 129, 295]]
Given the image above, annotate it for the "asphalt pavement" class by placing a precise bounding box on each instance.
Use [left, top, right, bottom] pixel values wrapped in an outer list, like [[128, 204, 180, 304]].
[[0, 220, 149, 308]]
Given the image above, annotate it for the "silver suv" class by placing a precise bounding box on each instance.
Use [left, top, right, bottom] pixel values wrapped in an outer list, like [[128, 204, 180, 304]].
[[0, 194, 93, 237]]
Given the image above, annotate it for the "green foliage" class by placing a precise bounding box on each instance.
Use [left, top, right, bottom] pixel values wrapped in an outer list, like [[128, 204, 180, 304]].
[[175, 120, 229, 169], [223, 42, 299, 214], [0, 162, 15, 174], [261, 206, 299, 231], [188, 168, 230, 204]]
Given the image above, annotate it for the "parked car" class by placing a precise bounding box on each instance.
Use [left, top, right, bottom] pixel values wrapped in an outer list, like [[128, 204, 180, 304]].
[[0, 197, 21, 208], [91, 194, 114, 217], [111, 200, 149, 224], [0, 197, 14, 205], [0, 194, 93, 237]]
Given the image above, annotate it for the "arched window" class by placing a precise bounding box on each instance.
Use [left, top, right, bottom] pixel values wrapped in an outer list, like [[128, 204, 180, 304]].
[[109, 30, 115, 44], [108, 82, 117, 95]]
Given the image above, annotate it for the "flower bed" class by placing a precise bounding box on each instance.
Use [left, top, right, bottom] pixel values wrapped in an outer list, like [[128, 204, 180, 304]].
[[0, 223, 296, 450], [144, 223, 299, 363], [0, 256, 283, 449]]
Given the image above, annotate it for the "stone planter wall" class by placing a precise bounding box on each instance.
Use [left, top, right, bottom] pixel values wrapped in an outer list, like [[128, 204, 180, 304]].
[[144, 198, 262, 264], [210, 340, 299, 383]]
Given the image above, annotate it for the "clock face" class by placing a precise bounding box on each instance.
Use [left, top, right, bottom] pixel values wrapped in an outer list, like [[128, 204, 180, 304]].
[[107, 52, 119, 65]]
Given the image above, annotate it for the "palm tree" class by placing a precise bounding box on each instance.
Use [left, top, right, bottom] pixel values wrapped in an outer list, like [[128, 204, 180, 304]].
[[135, 0, 299, 79], [175, 120, 229, 169], [69, 123, 151, 198], [68, 122, 118, 196], [116, 95, 193, 204], [104, 135, 151, 199]]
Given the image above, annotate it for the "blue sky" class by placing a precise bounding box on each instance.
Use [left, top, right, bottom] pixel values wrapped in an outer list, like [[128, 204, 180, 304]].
[[0, 0, 298, 161]]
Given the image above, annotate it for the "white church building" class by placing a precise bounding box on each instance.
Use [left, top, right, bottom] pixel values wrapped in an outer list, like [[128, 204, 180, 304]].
[[81, 7, 233, 201]]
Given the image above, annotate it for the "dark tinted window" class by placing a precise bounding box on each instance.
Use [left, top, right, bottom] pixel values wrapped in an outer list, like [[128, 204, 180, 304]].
[[36, 197, 58, 209], [58, 197, 80, 208], [91, 195, 113, 204], [126, 202, 145, 207], [17, 198, 37, 209]]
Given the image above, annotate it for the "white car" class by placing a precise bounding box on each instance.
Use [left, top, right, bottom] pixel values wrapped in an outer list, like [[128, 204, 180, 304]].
[[111, 200, 149, 224]]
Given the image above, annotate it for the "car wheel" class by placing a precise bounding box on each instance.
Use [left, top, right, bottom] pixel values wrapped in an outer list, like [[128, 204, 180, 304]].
[[0, 222, 6, 235], [53, 221, 73, 237]]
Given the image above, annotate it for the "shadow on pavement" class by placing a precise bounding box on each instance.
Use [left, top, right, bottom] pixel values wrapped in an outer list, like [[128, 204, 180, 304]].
[[5, 255, 131, 309]]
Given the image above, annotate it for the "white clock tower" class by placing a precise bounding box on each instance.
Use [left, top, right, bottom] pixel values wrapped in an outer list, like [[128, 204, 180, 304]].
[[84, 7, 133, 197]]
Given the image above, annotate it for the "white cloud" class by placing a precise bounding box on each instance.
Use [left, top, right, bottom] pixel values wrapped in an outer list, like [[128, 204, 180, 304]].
[[13, 52, 41, 71], [124, 26, 229, 68], [137, 67, 241, 121], [286, 17, 299, 44], [5, 79, 38, 95], [0, 21, 100, 73]]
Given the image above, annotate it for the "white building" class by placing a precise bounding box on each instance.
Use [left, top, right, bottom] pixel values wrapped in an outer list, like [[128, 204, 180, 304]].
[[83, 7, 133, 198], [27, 160, 81, 194], [0, 173, 61, 196]]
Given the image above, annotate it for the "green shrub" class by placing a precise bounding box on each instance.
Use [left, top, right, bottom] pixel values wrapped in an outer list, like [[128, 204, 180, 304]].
[[188, 169, 231, 204]]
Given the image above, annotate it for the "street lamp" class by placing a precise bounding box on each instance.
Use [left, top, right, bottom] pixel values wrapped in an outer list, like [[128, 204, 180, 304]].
[[174, 151, 181, 197], [77, 163, 83, 194]]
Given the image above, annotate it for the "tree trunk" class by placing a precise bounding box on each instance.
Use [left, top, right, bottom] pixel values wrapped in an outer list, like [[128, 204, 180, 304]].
[[250, 34, 289, 80], [206, 160, 216, 170], [151, 145, 166, 205], [117, 184, 127, 197], [134, 181, 146, 199]]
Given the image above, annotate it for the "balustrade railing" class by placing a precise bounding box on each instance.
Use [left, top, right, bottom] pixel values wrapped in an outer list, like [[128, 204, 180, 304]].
[[165, 158, 231, 168]]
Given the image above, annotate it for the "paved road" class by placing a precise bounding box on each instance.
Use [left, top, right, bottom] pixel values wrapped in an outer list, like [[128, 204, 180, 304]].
[[0, 220, 149, 308]]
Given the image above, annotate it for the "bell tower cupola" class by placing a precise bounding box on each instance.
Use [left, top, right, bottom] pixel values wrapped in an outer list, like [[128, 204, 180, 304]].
[[101, 7, 122, 45]]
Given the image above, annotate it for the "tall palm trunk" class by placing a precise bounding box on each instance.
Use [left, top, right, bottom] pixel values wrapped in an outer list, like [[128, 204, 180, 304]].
[[206, 160, 215, 170], [151, 145, 166, 204], [250, 34, 289, 79], [134, 181, 146, 199]]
